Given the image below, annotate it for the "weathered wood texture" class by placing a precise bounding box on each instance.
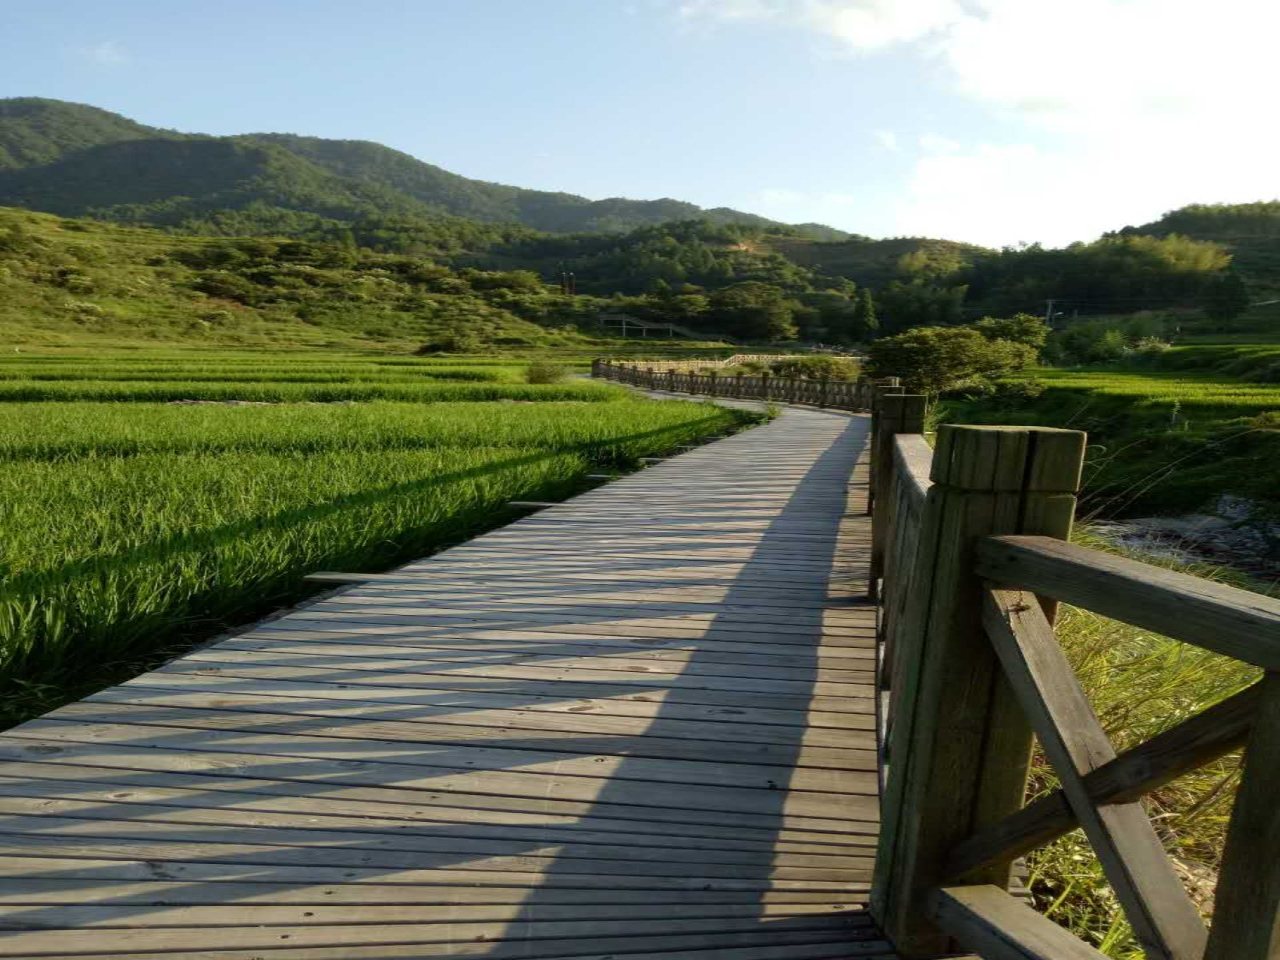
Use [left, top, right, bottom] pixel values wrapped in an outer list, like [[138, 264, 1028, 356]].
[[595, 359, 880, 412], [0, 407, 894, 960], [977, 534, 1280, 668], [981, 587, 1207, 960], [1204, 671, 1280, 960], [929, 885, 1111, 960], [945, 681, 1260, 878], [871, 424, 1086, 957]]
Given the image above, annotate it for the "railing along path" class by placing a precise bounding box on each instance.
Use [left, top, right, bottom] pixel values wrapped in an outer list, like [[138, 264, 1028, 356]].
[[600, 358, 1280, 960]]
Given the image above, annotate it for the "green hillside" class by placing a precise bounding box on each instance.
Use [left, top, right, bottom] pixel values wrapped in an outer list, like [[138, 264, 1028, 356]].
[[0, 98, 161, 169], [764, 234, 988, 288], [0, 98, 848, 240], [0, 207, 600, 350], [1124, 202, 1280, 289]]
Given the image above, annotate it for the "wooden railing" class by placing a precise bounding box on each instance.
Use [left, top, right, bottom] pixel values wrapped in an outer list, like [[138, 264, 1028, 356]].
[[868, 397, 1280, 960], [591, 358, 889, 410], [591, 358, 1280, 958]]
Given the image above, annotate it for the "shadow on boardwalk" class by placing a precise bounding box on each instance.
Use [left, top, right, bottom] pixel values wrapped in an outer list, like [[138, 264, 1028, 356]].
[[0, 410, 883, 959]]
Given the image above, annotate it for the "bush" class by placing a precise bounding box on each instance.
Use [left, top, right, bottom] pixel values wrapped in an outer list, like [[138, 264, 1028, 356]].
[[415, 330, 483, 354], [525, 361, 568, 384], [769, 355, 860, 381], [865, 325, 1036, 394]]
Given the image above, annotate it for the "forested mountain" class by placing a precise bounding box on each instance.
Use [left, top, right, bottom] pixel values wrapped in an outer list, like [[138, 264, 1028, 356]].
[[1119, 202, 1280, 296], [0, 98, 162, 168], [0, 98, 1263, 341], [0, 98, 848, 239]]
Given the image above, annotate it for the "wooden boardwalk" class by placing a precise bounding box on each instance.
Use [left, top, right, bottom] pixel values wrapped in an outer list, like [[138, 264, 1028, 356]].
[[0, 407, 895, 959]]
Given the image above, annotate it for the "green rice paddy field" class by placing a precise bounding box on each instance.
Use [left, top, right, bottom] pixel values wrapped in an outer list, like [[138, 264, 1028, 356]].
[[942, 366, 1280, 517], [0, 350, 756, 722]]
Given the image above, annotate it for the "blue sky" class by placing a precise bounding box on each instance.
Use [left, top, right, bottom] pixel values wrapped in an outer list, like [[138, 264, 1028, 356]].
[[3, 0, 1277, 247]]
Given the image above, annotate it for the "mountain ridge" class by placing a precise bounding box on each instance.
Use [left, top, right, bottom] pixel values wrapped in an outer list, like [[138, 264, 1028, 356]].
[[0, 98, 849, 239]]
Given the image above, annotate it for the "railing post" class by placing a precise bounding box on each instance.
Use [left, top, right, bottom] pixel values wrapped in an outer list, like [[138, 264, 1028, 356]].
[[1204, 670, 1280, 959], [819, 377, 830, 408], [760, 370, 770, 402], [646, 366, 655, 390], [734, 372, 744, 399], [871, 424, 1086, 958], [708, 370, 718, 398], [869, 394, 927, 601], [866, 382, 906, 516]]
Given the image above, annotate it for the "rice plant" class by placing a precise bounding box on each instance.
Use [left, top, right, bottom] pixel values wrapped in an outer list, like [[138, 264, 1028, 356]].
[[0, 354, 754, 724]]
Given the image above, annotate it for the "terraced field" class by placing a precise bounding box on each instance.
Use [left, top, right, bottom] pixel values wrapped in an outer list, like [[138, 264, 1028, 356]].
[[0, 351, 756, 724]]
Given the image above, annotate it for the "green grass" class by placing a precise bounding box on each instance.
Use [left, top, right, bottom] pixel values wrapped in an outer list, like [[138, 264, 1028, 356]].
[[940, 367, 1280, 517], [1027, 534, 1264, 957], [0, 351, 758, 726]]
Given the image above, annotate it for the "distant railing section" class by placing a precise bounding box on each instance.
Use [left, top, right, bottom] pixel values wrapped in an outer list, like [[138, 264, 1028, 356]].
[[592, 358, 888, 410], [866, 396, 1280, 960]]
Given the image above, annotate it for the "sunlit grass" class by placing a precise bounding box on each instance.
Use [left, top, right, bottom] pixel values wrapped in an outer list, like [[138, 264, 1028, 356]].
[[0, 352, 756, 725]]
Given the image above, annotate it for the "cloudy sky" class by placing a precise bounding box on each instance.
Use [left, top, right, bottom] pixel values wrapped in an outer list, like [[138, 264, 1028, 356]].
[[3, 0, 1276, 247]]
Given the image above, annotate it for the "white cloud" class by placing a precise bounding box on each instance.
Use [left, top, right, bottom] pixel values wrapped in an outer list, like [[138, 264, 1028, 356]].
[[917, 132, 958, 155], [679, 0, 963, 51], [677, 0, 1280, 245], [874, 130, 898, 151], [87, 40, 129, 66]]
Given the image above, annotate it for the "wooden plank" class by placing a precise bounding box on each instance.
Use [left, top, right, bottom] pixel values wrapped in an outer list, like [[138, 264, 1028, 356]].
[[102, 678, 877, 748], [12, 714, 879, 799], [1204, 670, 1280, 960], [0, 767, 872, 848], [0, 792, 870, 860], [946, 681, 1260, 877], [0, 739, 880, 833], [0, 914, 873, 955], [929, 884, 1109, 959], [0, 928, 888, 960], [0, 900, 875, 928], [0, 877, 866, 906], [133, 662, 878, 729], [976, 534, 1280, 668], [982, 586, 1207, 959]]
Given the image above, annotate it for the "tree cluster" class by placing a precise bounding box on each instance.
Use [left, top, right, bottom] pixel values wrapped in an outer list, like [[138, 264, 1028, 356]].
[[865, 313, 1046, 394]]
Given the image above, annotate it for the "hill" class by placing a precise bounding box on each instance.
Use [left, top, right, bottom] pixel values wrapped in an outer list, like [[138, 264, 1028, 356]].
[[0, 207, 602, 350], [1122, 202, 1280, 294], [762, 234, 988, 288], [0, 98, 848, 240]]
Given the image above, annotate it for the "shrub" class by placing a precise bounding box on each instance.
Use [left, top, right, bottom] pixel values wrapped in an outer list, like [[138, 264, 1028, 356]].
[[770, 355, 860, 381], [415, 330, 483, 354], [525, 361, 568, 384], [865, 325, 1036, 394]]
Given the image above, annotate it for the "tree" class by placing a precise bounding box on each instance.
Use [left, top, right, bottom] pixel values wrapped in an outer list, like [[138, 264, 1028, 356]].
[[707, 281, 798, 341], [1201, 269, 1250, 323], [770, 356, 860, 381], [971, 312, 1048, 353], [865, 325, 1036, 394], [878, 279, 966, 332], [853, 288, 878, 340]]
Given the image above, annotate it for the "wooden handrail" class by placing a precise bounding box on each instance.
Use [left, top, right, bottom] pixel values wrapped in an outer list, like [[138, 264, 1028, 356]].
[[929, 885, 1111, 959], [866, 401, 1280, 960], [590, 358, 880, 412], [976, 534, 1280, 668], [944, 682, 1259, 878]]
